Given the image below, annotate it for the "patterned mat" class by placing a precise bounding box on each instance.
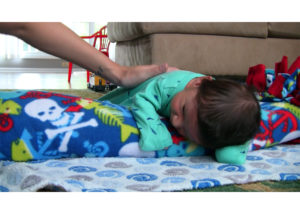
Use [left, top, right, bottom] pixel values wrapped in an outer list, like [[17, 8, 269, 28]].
[[0, 144, 299, 192]]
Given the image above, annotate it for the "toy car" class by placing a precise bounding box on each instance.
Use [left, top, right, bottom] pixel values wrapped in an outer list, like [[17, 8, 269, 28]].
[[87, 72, 117, 92]]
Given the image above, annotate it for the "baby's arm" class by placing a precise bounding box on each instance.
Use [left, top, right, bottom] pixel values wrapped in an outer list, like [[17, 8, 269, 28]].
[[130, 83, 173, 151]]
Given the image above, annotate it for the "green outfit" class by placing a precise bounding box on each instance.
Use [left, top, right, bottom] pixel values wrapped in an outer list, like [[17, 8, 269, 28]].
[[99, 70, 204, 151]]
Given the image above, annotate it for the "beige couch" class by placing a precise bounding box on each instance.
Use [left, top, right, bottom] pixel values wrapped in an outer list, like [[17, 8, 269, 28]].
[[107, 22, 300, 77]]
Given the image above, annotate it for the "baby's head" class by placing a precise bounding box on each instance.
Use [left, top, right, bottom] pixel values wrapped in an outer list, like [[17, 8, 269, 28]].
[[170, 76, 261, 150]]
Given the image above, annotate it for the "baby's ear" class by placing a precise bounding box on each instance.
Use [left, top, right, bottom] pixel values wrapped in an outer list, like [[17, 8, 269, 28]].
[[193, 76, 213, 86]]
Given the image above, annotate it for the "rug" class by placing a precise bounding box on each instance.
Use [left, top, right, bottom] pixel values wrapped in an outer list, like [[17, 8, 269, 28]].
[[0, 144, 300, 192]]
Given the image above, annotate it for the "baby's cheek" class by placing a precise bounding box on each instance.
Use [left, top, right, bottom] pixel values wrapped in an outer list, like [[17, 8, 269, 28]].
[[175, 127, 185, 137]]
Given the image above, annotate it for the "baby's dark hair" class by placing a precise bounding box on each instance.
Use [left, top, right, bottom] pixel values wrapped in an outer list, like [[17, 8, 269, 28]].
[[196, 79, 261, 150]]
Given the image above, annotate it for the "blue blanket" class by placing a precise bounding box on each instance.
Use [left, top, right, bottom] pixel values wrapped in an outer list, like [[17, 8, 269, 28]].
[[0, 91, 140, 161], [1, 90, 299, 162], [0, 90, 206, 162]]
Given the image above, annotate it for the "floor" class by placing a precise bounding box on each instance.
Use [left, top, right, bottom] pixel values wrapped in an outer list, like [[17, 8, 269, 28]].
[[0, 70, 87, 90]]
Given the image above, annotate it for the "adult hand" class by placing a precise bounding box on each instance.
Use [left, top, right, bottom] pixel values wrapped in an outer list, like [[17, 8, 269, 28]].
[[166, 66, 180, 72], [113, 64, 168, 88]]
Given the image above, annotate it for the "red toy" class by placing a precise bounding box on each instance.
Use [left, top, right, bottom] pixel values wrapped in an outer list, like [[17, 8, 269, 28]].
[[68, 26, 110, 84]]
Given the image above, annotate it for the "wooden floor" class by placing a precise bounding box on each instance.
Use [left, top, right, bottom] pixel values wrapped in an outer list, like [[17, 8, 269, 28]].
[[0, 71, 87, 90]]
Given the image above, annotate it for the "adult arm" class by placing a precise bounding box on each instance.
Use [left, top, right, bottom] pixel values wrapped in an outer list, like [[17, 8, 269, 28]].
[[0, 22, 167, 87]]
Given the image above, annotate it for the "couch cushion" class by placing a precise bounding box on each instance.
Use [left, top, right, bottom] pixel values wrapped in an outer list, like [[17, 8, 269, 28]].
[[115, 34, 300, 76], [108, 22, 268, 42], [268, 22, 300, 39]]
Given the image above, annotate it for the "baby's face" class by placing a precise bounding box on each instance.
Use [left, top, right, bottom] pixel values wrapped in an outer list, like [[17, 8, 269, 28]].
[[170, 76, 211, 145]]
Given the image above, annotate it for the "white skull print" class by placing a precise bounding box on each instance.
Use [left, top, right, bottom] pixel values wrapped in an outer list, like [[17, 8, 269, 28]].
[[24, 98, 65, 123], [24, 98, 96, 152]]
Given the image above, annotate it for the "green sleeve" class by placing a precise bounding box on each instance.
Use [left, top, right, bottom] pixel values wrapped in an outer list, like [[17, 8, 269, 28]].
[[130, 79, 173, 151], [215, 141, 250, 164]]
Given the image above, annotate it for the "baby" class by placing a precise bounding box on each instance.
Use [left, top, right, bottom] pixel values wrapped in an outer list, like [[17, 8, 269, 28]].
[[99, 69, 261, 151], [0, 70, 260, 161]]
